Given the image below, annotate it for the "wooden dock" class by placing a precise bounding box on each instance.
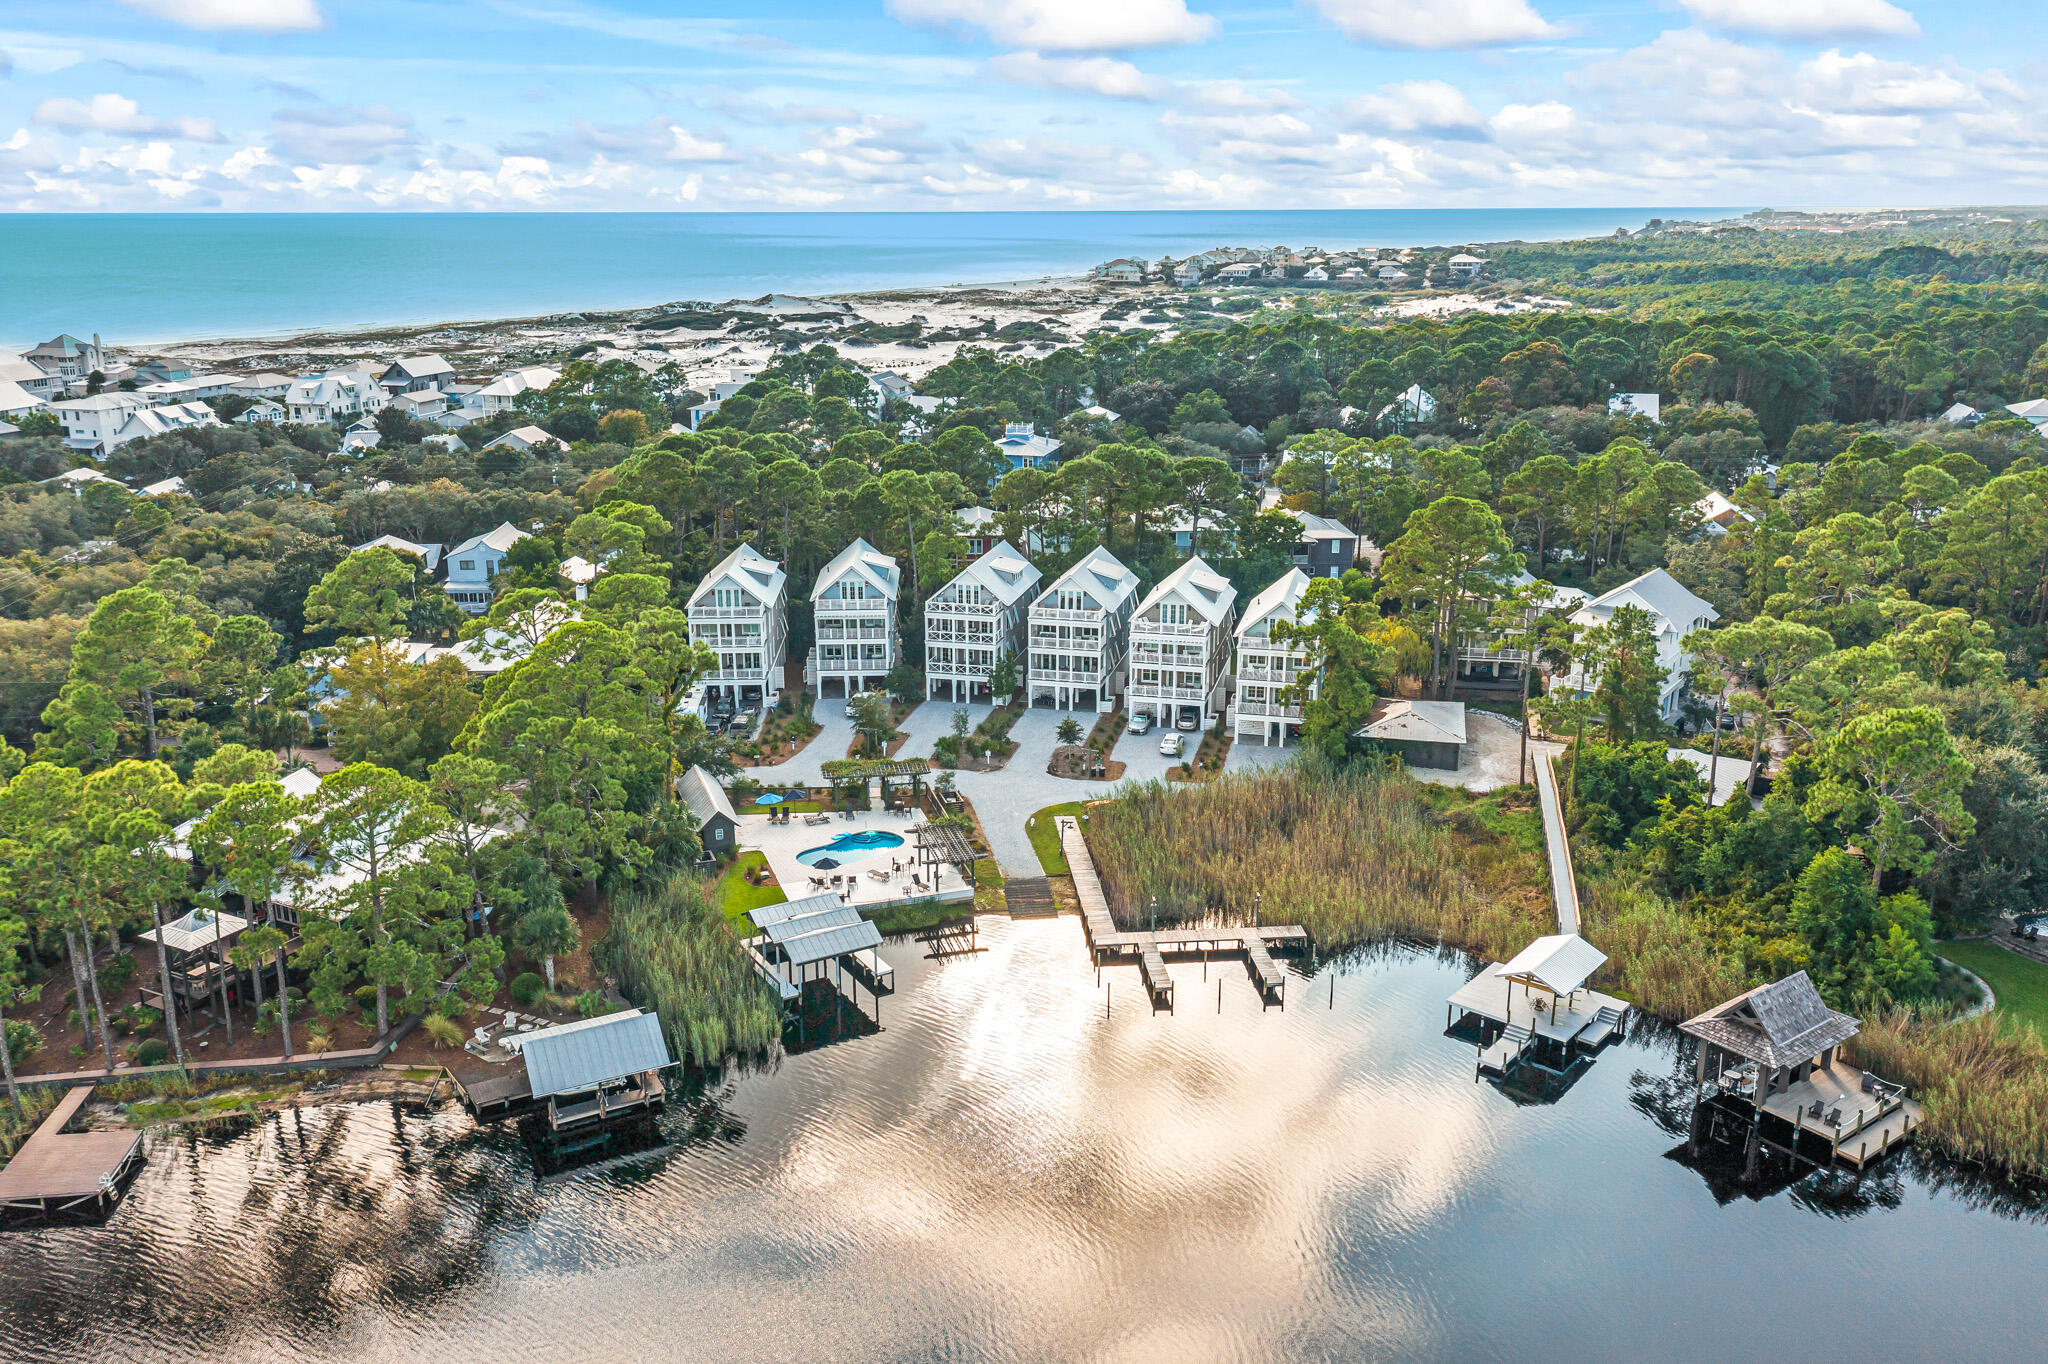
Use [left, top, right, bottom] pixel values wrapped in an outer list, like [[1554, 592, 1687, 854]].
[[1057, 815, 1302, 1008], [1003, 876, 1058, 919], [0, 1087, 144, 1225]]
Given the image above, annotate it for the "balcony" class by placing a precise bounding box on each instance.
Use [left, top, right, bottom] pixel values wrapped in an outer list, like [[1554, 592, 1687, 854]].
[[928, 599, 999, 617], [1133, 620, 1209, 639], [1029, 667, 1102, 685], [1234, 698, 1304, 719], [690, 603, 768, 620], [1128, 683, 1208, 703], [927, 624, 996, 642], [930, 660, 994, 678], [703, 665, 769, 682], [1032, 605, 1104, 624], [816, 625, 892, 642], [1235, 662, 1305, 684]]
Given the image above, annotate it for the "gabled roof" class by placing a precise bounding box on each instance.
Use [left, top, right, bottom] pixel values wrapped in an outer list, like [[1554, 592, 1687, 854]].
[[447, 520, 530, 558], [140, 475, 189, 498], [938, 540, 1040, 607], [482, 425, 558, 451], [1237, 567, 1312, 639], [519, 1010, 673, 1098], [1497, 933, 1607, 995], [383, 354, 454, 379], [678, 765, 737, 827], [1036, 544, 1139, 613], [1362, 698, 1467, 747], [690, 541, 786, 609], [1137, 555, 1236, 626], [1679, 971, 1860, 1070], [1578, 568, 1717, 631], [1288, 509, 1353, 540], [813, 537, 899, 602], [749, 894, 883, 968]]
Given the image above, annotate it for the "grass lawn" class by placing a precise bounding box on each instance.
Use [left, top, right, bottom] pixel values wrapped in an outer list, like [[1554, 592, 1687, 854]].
[[864, 899, 970, 936], [1026, 802, 1087, 876], [1938, 939, 2048, 1034], [712, 851, 788, 926]]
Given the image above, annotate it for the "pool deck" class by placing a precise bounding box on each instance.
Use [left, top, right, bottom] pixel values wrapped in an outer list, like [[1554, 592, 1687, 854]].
[[741, 810, 974, 913]]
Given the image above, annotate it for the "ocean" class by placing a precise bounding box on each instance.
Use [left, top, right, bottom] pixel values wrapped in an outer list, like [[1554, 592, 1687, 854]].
[[0, 208, 1749, 350]]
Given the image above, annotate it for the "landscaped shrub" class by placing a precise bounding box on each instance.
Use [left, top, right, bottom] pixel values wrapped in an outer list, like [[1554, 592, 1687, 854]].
[[576, 990, 616, 1018], [422, 1014, 465, 1049], [128, 1038, 170, 1067], [511, 972, 547, 1008]]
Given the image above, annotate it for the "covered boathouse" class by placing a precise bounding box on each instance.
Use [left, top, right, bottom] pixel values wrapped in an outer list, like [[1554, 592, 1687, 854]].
[[1446, 932, 1629, 1077], [744, 893, 896, 1002], [458, 1008, 674, 1134], [1679, 971, 1921, 1169]]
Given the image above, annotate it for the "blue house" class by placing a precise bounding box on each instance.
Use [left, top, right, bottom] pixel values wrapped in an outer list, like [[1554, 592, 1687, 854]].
[[996, 422, 1062, 470]]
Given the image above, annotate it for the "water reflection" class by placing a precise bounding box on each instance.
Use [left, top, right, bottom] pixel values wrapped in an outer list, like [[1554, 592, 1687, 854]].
[[3, 920, 2046, 1362]]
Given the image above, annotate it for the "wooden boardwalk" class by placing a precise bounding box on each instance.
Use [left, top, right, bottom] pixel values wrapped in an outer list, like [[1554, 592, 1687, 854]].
[[1004, 876, 1058, 919], [1056, 816, 1301, 1008], [0, 1087, 144, 1223]]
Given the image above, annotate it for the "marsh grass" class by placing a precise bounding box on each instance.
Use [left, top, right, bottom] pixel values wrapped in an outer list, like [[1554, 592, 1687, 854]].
[[1087, 766, 1549, 961], [1855, 1009, 2048, 1179], [597, 870, 781, 1067]]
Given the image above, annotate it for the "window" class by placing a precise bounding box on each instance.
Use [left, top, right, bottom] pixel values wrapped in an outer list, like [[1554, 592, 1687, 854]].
[[1057, 589, 1084, 611], [714, 587, 743, 609], [1160, 602, 1188, 625], [458, 559, 474, 571]]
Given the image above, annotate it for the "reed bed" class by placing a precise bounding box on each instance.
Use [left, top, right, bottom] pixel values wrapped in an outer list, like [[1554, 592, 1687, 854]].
[[1087, 766, 1548, 961], [597, 870, 782, 1067], [1577, 872, 1750, 1019], [1853, 1008, 2048, 1180]]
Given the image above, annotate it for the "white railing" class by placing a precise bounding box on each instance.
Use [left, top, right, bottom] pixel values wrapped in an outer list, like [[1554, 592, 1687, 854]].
[[1032, 606, 1105, 624], [1029, 667, 1101, 684], [1134, 620, 1210, 639], [1235, 663, 1306, 683], [1130, 684, 1208, 703], [704, 666, 769, 682], [1234, 698, 1304, 719], [928, 599, 999, 616], [816, 625, 891, 641], [690, 604, 768, 620], [930, 661, 994, 678]]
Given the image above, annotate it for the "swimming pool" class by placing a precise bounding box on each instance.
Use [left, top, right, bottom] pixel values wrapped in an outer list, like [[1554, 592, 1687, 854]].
[[795, 830, 907, 867]]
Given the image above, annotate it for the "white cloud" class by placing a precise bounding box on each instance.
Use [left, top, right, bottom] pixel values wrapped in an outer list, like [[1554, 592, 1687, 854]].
[[887, 0, 1216, 51], [269, 104, 418, 165], [1340, 79, 1483, 134], [1305, 0, 1558, 49], [116, 0, 324, 33], [1796, 50, 1973, 112], [32, 93, 221, 141], [1679, 0, 1919, 40], [986, 52, 1165, 100], [1489, 100, 1574, 138]]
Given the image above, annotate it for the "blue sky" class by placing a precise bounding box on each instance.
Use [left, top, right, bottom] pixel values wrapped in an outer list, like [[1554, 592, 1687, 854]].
[[0, 0, 2042, 209]]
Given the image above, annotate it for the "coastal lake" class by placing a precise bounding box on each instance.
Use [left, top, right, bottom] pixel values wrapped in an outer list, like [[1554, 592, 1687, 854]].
[[0, 208, 1751, 350], [2, 918, 2040, 1362]]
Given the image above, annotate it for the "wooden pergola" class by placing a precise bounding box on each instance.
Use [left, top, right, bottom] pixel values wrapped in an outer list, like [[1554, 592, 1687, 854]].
[[819, 757, 931, 811], [910, 819, 979, 882]]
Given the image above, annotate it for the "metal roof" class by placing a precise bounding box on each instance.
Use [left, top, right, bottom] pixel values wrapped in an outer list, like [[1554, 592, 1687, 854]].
[[1362, 699, 1467, 747], [137, 906, 251, 954], [520, 1010, 673, 1098], [1497, 933, 1607, 995], [752, 896, 883, 967]]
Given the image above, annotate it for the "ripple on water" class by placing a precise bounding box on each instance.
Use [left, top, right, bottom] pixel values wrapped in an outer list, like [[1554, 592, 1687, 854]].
[[2, 923, 2046, 1362]]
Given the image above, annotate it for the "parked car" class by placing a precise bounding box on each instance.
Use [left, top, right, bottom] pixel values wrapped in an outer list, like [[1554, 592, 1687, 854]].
[[1175, 709, 1200, 731], [732, 709, 758, 733], [1159, 733, 1183, 758], [844, 690, 881, 718], [1126, 712, 1153, 735]]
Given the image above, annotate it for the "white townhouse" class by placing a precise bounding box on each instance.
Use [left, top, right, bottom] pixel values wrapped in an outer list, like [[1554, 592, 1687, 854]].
[[1127, 556, 1238, 731], [50, 392, 149, 454], [1027, 545, 1140, 714], [442, 522, 531, 614], [379, 355, 457, 394], [924, 541, 1040, 704], [472, 365, 562, 416], [22, 334, 102, 392], [138, 374, 237, 406], [287, 372, 384, 425], [809, 538, 900, 699], [1558, 568, 1718, 721], [1231, 568, 1316, 747], [0, 357, 67, 404], [688, 542, 789, 711]]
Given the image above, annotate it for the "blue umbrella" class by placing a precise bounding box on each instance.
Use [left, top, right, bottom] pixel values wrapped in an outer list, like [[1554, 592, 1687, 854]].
[[755, 792, 783, 806]]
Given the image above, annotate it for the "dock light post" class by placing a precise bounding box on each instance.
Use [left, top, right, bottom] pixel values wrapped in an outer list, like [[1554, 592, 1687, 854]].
[[1150, 895, 1158, 934]]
